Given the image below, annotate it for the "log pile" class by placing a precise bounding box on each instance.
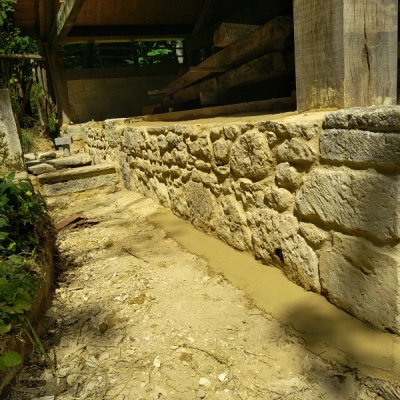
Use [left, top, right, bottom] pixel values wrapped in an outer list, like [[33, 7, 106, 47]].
[[148, 15, 295, 115]]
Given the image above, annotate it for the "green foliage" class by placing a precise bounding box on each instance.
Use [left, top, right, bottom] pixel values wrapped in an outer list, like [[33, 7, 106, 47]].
[[0, 0, 16, 27], [0, 173, 48, 371], [0, 172, 46, 255], [61, 40, 180, 69]]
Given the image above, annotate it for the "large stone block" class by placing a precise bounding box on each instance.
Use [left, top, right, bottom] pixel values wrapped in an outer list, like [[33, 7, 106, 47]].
[[249, 208, 320, 292], [320, 233, 400, 333], [230, 130, 273, 180], [320, 129, 400, 168], [296, 169, 400, 242], [323, 106, 400, 132], [215, 195, 252, 251], [277, 138, 317, 165], [183, 181, 218, 231]]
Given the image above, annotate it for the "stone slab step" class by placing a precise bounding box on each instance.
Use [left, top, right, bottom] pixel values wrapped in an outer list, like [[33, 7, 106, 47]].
[[37, 164, 117, 196]]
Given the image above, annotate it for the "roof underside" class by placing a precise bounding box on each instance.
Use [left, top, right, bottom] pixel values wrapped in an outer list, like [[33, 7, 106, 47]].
[[12, 0, 259, 43]]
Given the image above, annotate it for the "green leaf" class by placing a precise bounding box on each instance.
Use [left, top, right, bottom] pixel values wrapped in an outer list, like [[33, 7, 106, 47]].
[[0, 351, 22, 370], [6, 172, 15, 184], [0, 321, 11, 333], [13, 297, 31, 313]]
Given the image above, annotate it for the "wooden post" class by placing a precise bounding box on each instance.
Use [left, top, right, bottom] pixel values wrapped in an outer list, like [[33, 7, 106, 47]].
[[293, 0, 398, 111], [45, 44, 77, 126]]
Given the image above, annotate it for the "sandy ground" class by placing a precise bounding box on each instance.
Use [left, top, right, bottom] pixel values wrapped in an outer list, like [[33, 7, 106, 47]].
[[3, 184, 387, 400]]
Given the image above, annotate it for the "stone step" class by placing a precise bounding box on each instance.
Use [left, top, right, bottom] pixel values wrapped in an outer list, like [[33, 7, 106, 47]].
[[37, 164, 117, 196], [27, 154, 93, 175]]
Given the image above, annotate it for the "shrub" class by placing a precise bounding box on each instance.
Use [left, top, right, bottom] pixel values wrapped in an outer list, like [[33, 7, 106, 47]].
[[0, 173, 49, 371]]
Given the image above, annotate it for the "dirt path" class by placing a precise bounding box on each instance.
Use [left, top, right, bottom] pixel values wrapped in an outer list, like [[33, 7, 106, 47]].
[[4, 186, 381, 400]]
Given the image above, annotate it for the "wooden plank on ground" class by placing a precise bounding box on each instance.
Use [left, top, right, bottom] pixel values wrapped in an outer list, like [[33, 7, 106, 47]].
[[143, 96, 296, 122], [162, 16, 293, 96], [161, 52, 292, 107], [214, 23, 260, 47]]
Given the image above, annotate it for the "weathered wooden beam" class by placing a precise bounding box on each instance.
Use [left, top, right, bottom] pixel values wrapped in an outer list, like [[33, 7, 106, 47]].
[[0, 54, 45, 60], [294, 0, 398, 111], [49, 0, 86, 48], [189, 66, 228, 73], [162, 52, 292, 107], [214, 23, 260, 47], [144, 96, 296, 122], [163, 16, 293, 97]]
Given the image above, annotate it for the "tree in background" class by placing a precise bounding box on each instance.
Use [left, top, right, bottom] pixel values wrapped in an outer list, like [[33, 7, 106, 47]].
[[0, 0, 55, 152]]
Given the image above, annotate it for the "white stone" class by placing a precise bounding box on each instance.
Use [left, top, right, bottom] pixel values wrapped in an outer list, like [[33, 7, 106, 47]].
[[199, 377, 212, 387]]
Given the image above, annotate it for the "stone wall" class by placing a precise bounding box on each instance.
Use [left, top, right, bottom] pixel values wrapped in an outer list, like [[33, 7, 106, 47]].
[[0, 89, 24, 174], [65, 106, 400, 334]]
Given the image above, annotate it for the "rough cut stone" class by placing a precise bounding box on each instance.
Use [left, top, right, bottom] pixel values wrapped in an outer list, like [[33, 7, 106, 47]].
[[215, 195, 252, 251], [261, 117, 322, 140], [41, 174, 117, 196], [38, 164, 116, 184], [55, 136, 72, 146], [275, 162, 303, 191], [320, 129, 400, 168], [264, 186, 294, 212], [124, 128, 148, 155], [157, 135, 169, 151], [299, 222, 330, 249], [183, 182, 217, 231], [62, 124, 83, 140], [320, 233, 400, 333], [249, 208, 320, 292], [187, 136, 213, 161], [38, 151, 57, 160], [223, 125, 240, 141], [230, 130, 273, 180], [296, 169, 400, 241], [46, 155, 92, 169], [323, 106, 400, 132], [213, 138, 232, 164], [277, 138, 317, 165], [28, 163, 57, 175]]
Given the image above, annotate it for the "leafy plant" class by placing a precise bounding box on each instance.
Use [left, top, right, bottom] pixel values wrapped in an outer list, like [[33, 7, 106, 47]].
[[0, 173, 49, 371], [0, 172, 46, 255]]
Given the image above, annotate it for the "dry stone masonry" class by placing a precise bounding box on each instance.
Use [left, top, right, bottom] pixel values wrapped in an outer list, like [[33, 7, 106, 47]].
[[64, 106, 400, 334]]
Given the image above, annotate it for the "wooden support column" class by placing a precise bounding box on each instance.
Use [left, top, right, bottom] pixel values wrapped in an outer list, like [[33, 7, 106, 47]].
[[293, 0, 398, 111], [45, 44, 77, 126]]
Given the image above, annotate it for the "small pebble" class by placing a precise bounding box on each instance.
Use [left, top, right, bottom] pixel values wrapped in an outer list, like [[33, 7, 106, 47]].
[[199, 377, 211, 387], [218, 372, 227, 382], [196, 390, 206, 398], [153, 358, 161, 368]]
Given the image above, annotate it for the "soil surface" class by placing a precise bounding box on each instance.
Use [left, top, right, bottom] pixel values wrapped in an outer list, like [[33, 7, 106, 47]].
[[3, 186, 385, 400]]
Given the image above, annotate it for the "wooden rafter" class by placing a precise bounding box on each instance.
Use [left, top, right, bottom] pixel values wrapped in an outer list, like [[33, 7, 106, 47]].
[[49, 0, 86, 48], [192, 0, 216, 34]]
